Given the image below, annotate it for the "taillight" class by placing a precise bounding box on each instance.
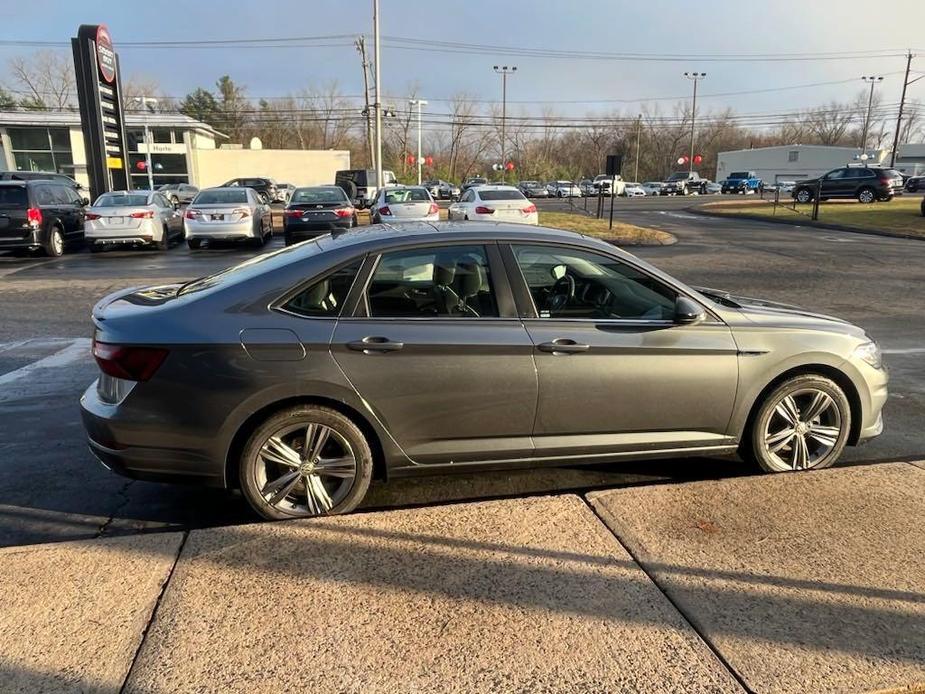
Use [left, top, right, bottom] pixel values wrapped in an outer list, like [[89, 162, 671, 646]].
[[334, 207, 354, 218], [428, 203, 439, 215], [880, 177, 891, 186], [379, 206, 392, 216], [232, 207, 251, 218], [26, 207, 42, 226], [475, 206, 494, 214], [284, 209, 303, 217], [184, 209, 200, 219], [522, 204, 537, 214], [92, 340, 168, 382], [84, 212, 101, 220], [130, 210, 154, 219]]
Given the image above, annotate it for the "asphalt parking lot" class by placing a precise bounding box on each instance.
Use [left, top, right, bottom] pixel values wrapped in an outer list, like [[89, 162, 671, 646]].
[[1, 195, 923, 548]]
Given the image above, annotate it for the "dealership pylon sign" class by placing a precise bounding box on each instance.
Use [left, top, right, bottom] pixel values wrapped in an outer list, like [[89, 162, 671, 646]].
[[72, 24, 130, 196]]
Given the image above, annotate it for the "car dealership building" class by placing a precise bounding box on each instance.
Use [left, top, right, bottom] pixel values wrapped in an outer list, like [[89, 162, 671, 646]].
[[0, 109, 350, 195]]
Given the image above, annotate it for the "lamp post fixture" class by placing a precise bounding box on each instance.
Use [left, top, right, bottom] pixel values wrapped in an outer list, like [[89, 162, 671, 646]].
[[493, 65, 517, 182], [683, 72, 706, 175], [373, 0, 383, 190], [135, 96, 158, 192], [409, 99, 428, 185], [860, 75, 884, 154]]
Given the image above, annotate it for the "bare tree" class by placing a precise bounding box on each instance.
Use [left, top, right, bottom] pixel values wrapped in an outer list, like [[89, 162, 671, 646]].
[[9, 51, 74, 109]]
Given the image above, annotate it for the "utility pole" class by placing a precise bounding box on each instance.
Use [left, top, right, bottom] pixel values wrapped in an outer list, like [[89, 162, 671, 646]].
[[135, 96, 158, 191], [890, 53, 922, 168], [860, 75, 884, 154], [683, 72, 705, 175], [633, 113, 642, 182], [493, 65, 517, 182], [409, 98, 428, 185], [373, 0, 383, 189], [355, 36, 374, 169]]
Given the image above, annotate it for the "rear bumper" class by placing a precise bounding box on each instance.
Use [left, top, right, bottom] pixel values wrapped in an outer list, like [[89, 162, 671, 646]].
[[86, 219, 161, 243], [185, 219, 254, 239], [0, 227, 43, 249], [284, 220, 353, 235]]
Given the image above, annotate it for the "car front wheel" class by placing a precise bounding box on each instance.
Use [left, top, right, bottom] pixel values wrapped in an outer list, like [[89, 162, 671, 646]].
[[239, 405, 373, 520], [795, 189, 812, 204], [745, 375, 851, 473]]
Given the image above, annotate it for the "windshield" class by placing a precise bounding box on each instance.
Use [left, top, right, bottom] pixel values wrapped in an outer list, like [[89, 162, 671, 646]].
[[0, 187, 28, 207], [291, 188, 347, 204], [158, 184, 179, 191], [479, 190, 526, 201], [94, 194, 150, 207], [384, 188, 430, 203], [729, 172, 749, 179], [666, 173, 689, 181], [194, 190, 249, 205]]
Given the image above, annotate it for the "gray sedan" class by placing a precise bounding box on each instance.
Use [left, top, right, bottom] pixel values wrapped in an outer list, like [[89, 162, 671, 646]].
[[81, 222, 887, 520], [183, 187, 273, 249], [85, 190, 183, 251]]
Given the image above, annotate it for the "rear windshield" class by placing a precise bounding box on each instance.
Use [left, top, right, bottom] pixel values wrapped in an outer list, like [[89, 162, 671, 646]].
[[479, 190, 526, 201], [291, 188, 347, 204], [0, 187, 28, 207], [729, 172, 749, 179], [520, 181, 538, 186], [95, 194, 149, 207], [194, 190, 249, 205], [466, 178, 487, 185], [384, 188, 430, 203]]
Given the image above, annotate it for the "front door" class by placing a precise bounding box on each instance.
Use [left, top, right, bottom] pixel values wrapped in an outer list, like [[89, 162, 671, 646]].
[[332, 243, 537, 464], [506, 243, 739, 459]]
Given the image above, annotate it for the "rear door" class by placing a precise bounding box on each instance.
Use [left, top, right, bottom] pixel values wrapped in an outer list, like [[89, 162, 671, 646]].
[[331, 242, 537, 465], [505, 242, 739, 458]]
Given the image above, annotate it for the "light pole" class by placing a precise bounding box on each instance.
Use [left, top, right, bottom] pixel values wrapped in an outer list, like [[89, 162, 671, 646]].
[[493, 65, 517, 182], [633, 113, 642, 183], [135, 96, 158, 191], [373, 0, 383, 189], [860, 75, 884, 154], [683, 72, 706, 175], [409, 98, 428, 185]]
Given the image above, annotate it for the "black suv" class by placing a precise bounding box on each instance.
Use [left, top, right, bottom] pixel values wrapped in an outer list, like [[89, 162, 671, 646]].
[[221, 177, 278, 204], [792, 167, 904, 204], [0, 180, 87, 256]]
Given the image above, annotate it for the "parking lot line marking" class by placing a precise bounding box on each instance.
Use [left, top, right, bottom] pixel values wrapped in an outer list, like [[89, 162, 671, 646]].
[[0, 338, 91, 387]]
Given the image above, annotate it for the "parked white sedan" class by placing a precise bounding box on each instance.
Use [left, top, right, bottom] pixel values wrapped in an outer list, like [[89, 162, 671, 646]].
[[370, 186, 439, 224], [85, 190, 183, 251], [623, 182, 646, 197], [447, 185, 538, 225], [642, 181, 664, 196]]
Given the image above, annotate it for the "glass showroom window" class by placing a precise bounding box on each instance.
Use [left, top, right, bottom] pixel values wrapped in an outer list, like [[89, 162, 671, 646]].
[[8, 127, 73, 174]]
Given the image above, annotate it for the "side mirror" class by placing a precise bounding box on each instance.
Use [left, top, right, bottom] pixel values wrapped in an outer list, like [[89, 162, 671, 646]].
[[81, 197, 90, 206], [675, 296, 706, 325]]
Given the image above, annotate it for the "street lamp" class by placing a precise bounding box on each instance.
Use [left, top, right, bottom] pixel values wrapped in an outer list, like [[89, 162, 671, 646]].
[[373, 0, 383, 191], [860, 75, 884, 154], [493, 65, 517, 182], [683, 72, 706, 175], [409, 98, 428, 185], [134, 96, 158, 191]]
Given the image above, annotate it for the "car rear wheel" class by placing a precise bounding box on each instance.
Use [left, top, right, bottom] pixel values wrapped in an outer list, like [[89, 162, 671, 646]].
[[187, 239, 202, 249], [44, 227, 64, 257], [744, 375, 850, 473], [155, 226, 169, 251], [239, 405, 373, 520], [795, 188, 812, 204], [857, 187, 876, 204]]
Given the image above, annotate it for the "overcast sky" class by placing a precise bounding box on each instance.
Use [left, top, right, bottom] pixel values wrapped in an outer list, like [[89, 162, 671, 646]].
[[5, 0, 925, 123]]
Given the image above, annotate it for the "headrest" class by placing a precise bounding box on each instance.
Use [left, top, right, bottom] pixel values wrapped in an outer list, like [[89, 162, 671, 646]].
[[433, 260, 456, 286], [455, 261, 483, 299]]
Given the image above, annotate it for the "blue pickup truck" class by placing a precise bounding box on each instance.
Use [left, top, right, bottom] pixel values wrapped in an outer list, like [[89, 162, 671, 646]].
[[721, 170, 763, 194]]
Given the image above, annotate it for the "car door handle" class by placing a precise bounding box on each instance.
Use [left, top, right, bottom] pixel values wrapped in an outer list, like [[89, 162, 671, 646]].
[[537, 339, 589, 354], [347, 336, 404, 353]]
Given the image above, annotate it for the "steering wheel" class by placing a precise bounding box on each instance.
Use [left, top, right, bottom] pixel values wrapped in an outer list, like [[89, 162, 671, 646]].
[[547, 274, 575, 312]]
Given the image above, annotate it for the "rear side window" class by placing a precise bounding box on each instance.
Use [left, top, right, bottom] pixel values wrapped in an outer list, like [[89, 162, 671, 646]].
[[33, 185, 55, 205], [0, 187, 28, 207], [366, 245, 498, 318], [282, 260, 362, 317]]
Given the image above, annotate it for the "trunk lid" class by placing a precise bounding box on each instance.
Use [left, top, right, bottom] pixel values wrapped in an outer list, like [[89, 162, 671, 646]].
[[86, 205, 152, 231]]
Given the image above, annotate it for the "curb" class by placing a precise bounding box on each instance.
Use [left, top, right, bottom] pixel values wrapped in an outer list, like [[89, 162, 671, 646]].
[[688, 206, 925, 242]]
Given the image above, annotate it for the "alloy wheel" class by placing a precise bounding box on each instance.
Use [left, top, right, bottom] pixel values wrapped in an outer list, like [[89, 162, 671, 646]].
[[254, 422, 357, 516], [858, 188, 875, 204], [51, 229, 64, 256], [762, 388, 842, 471]]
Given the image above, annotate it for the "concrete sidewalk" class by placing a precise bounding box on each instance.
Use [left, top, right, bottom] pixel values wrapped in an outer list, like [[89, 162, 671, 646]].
[[1, 462, 923, 693]]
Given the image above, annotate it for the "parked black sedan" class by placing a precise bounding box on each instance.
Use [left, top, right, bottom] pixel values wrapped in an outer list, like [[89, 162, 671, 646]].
[[81, 222, 886, 521], [283, 186, 357, 245]]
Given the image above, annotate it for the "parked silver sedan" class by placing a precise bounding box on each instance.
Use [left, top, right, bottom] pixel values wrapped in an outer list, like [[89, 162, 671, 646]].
[[184, 187, 273, 249], [370, 186, 440, 224], [85, 190, 183, 251]]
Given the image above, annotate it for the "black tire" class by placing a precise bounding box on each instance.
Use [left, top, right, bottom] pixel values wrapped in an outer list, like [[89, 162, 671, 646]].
[[155, 226, 169, 251], [239, 405, 373, 520], [187, 239, 202, 250], [795, 188, 812, 204], [743, 374, 851, 473], [251, 233, 266, 248], [44, 226, 64, 257], [857, 187, 876, 204], [89, 244, 104, 253]]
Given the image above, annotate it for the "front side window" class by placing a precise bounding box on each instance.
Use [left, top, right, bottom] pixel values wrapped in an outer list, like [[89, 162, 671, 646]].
[[825, 169, 847, 180], [367, 245, 498, 318], [513, 244, 677, 321], [282, 260, 362, 317]]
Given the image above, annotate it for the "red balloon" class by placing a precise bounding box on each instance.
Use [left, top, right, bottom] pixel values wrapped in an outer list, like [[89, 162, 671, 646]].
[[505, 161, 515, 171], [406, 154, 416, 165], [693, 154, 703, 165], [135, 160, 147, 171], [424, 156, 433, 166]]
